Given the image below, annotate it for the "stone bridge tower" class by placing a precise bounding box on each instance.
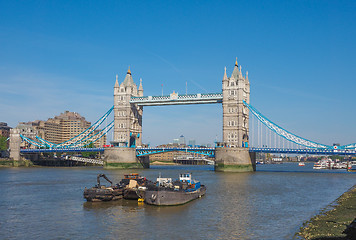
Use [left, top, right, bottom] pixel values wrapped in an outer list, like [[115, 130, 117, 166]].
[[104, 67, 149, 169], [222, 58, 250, 147], [215, 59, 255, 172], [113, 67, 143, 147]]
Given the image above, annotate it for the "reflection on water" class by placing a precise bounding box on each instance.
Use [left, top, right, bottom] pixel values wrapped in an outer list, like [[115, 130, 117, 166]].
[[0, 164, 354, 239]]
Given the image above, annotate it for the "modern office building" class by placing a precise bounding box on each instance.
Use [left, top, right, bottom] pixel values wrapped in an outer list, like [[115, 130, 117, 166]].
[[188, 139, 196, 147], [179, 135, 186, 145]]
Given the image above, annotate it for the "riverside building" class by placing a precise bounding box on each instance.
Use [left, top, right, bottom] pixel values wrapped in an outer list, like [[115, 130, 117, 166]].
[[20, 111, 106, 148], [0, 122, 12, 139]]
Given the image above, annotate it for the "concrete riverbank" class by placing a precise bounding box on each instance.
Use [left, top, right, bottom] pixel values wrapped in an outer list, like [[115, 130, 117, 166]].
[[296, 184, 356, 239]]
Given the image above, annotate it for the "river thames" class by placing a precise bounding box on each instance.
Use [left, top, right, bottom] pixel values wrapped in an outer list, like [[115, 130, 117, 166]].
[[0, 163, 355, 239]]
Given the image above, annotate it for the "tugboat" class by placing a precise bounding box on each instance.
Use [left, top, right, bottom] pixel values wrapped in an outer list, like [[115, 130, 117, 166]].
[[83, 174, 124, 202], [143, 173, 206, 206]]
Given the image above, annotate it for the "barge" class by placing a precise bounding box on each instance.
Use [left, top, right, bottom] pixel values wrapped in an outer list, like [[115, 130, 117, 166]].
[[143, 173, 206, 206], [121, 173, 148, 200], [83, 173, 148, 202], [83, 174, 123, 202]]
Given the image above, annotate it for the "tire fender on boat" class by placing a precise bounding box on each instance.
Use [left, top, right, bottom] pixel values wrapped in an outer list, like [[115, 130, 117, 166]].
[[151, 194, 156, 201]]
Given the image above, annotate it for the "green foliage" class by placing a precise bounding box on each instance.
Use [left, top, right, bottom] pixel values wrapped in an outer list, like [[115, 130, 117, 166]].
[[0, 136, 8, 151], [82, 142, 98, 158], [330, 155, 346, 160]]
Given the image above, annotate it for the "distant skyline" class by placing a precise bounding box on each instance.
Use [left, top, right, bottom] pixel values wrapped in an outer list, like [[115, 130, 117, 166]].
[[1, 0, 355, 146]]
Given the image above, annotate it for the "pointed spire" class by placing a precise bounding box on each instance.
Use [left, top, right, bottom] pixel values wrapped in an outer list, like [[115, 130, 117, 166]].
[[246, 71, 249, 80], [138, 78, 143, 96], [223, 66, 228, 80], [139, 78, 143, 89], [123, 66, 134, 86], [239, 65, 242, 73], [114, 74, 119, 87], [231, 58, 240, 79]]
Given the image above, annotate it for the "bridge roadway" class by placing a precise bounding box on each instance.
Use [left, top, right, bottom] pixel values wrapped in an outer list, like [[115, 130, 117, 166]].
[[20, 147, 356, 156]]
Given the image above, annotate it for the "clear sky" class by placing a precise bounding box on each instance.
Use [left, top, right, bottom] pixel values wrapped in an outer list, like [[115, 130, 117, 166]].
[[0, 0, 355, 147]]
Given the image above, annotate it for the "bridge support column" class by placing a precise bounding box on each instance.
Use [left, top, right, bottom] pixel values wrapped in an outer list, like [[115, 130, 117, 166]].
[[9, 129, 21, 161], [103, 147, 149, 169], [215, 148, 256, 172]]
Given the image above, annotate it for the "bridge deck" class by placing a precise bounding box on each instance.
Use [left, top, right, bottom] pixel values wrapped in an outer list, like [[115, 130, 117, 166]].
[[20, 147, 356, 156], [130, 93, 223, 106]]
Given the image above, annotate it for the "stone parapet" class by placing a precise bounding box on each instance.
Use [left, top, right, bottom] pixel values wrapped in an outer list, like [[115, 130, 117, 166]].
[[215, 147, 256, 172]]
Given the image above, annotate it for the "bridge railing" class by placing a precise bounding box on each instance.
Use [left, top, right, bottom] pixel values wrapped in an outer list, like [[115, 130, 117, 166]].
[[20, 148, 105, 153], [130, 93, 223, 103], [136, 147, 216, 157], [250, 147, 356, 155]]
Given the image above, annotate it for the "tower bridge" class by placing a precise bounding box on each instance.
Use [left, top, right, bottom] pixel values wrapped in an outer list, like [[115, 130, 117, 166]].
[[104, 59, 252, 171], [11, 59, 356, 171], [19, 146, 356, 156]]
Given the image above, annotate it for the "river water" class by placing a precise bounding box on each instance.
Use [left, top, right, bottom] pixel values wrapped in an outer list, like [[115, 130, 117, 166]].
[[0, 163, 355, 239]]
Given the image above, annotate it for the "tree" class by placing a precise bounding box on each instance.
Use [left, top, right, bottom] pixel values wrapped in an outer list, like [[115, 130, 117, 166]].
[[0, 136, 8, 151], [82, 142, 98, 158]]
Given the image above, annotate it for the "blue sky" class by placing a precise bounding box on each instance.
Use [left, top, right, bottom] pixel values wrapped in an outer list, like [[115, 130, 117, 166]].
[[0, 0, 355, 146]]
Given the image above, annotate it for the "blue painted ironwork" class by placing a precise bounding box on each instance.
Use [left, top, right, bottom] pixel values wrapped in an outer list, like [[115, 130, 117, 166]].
[[35, 136, 54, 147], [341, 143, 356, 150], [243, 100, 334, 149], [20, 148, 105, 153], [20, 146, 356, 156], [250, 147, 356, 156], [18, 97, 355, 155], [136, 147, 215, 157], [20, 106, 114, 149], [82, 120, 114, 147], [54, 106, 113, 148], [20, 135, 44, 148]]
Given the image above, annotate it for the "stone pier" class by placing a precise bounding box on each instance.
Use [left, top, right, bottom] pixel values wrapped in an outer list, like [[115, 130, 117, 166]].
[[103, 147, 149, 169], [215, 148, 256, 172], [9, 128, 21, 161]]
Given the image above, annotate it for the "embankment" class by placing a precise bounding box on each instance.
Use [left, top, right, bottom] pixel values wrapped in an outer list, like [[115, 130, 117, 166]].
[[296, 184, 356, 239], [0, 158, 33, 167]]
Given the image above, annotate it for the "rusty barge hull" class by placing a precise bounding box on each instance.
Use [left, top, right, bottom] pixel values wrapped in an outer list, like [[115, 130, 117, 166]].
[[83, 188, 123, 202], [144, 185, 206, 206]]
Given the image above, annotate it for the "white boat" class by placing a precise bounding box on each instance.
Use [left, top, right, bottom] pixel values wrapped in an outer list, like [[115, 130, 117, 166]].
[[174, 155, 214, 165]]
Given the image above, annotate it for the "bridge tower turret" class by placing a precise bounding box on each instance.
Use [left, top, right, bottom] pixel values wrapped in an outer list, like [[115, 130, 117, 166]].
[[216, 58, 254, 172], [113, 67, 143, 147], [105, 68, 148, 169], [222, 58, 250, 147]]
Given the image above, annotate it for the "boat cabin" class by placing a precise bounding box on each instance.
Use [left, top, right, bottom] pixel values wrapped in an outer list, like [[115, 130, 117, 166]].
[[179, 173, 192, 183], [156, 177, 172, 185], [124, 173, 140, 180]]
